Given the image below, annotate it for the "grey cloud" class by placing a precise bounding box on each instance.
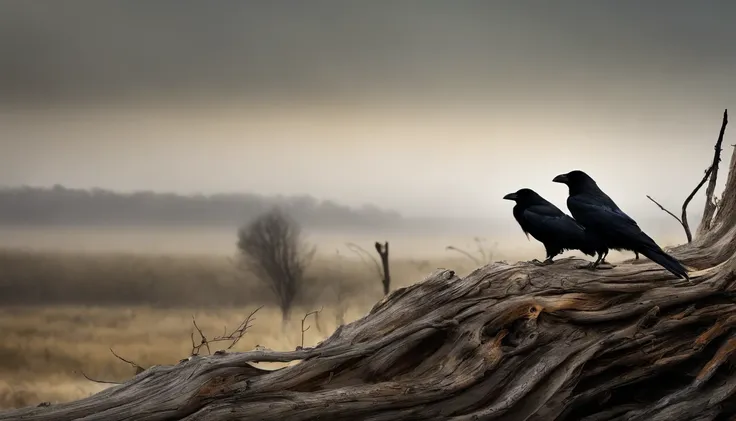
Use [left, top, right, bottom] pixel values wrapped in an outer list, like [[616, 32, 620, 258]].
[[1, 1, 735, 105]]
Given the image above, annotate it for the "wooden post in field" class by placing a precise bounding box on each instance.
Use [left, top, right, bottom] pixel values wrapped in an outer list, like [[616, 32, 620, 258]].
[[374, 241, 390, 296]]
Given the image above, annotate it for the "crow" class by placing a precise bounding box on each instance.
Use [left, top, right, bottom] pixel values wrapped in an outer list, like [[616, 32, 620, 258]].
[[503, 188, 604, 265], [552, 170, 689, 280]]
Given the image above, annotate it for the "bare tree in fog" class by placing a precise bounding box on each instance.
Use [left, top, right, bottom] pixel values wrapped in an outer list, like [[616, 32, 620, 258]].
[[237, 207, 315, 324]]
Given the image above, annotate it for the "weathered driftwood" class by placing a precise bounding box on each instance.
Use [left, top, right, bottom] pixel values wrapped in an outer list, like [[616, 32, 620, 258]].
[[3, 154, 736, 421]]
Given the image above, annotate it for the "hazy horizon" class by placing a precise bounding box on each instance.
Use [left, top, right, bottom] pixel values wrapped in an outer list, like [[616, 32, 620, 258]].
[[1, 1, 734, 219]]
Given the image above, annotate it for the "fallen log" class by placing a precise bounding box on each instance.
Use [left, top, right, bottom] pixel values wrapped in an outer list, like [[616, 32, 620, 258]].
[[2, 138, 735, 421]]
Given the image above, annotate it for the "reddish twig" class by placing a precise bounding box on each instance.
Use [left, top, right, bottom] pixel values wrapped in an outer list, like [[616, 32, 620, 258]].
[[190, 306, 263, 356]]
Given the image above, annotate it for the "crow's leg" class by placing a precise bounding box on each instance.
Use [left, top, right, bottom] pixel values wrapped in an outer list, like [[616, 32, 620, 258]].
[[592, 252, 604, 268], [531, 249, 557, 266], [634, 251, 640, 260], [578, 251, 604, 270], [530, 256, 554, 266], [538, 257, 555, 266]]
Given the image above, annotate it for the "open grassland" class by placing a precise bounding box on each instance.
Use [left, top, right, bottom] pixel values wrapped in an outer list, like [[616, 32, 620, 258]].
[[0, 305, 366, 409], [0, 248, 491, 409], [0, 226, 685, 409]]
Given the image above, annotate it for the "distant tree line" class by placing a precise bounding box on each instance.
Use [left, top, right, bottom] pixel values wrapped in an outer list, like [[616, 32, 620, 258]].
[[0, 185, 403, 230]]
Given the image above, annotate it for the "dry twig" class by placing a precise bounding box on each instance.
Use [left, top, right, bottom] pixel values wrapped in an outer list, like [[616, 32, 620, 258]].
[[77, 371, 123, 385], [646, 195, 684, 225], [110, 348, 145, 374], [190, 306, 263, 356], [299, 307, 323, 350], [77, 348, 145, 384]]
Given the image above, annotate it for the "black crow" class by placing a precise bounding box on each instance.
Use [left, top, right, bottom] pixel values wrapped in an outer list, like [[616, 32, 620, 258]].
[[503, 188, 603, 265], [552, 170, 689, 280]]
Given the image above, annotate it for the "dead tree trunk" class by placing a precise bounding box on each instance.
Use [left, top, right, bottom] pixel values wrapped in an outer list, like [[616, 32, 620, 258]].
[[375, 241, 390, 296], [697, 109, 729, 237], [2, 146, 736, 421]]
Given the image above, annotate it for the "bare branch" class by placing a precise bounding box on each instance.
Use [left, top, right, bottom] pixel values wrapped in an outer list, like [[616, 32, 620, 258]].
[[649, 109, 729, 243], [679, 167, 713, 243], [190, 316, 212, 356], [648, 166, 712, 244], [77, 371, 123, 385], [299, 307, 323, 350], [224, 306, 262, 350], [80, 349, 146, 384], [109, 348, 145, 374], [646, 195, 683, 224], [190, 306, 263, 356]]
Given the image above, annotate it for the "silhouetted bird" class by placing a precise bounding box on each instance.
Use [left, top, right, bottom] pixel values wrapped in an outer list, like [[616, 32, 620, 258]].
[[552, 170, 689, 280], [503, 188, 602, 265]]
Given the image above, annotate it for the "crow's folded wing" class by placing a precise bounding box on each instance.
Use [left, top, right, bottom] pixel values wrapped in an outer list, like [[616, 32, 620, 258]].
[[522, 204, 587, 239], [567, 194, 646, 240]]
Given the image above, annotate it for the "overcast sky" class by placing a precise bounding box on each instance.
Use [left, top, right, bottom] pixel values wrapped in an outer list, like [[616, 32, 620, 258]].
[[0, 1, 733, 218]]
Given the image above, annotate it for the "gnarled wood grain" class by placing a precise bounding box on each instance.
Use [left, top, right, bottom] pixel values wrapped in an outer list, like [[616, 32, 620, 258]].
[[2, 142, 735, 421]]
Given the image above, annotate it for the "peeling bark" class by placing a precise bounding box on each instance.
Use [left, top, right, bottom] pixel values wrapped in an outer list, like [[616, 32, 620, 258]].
[[2, 133, 736, 421]]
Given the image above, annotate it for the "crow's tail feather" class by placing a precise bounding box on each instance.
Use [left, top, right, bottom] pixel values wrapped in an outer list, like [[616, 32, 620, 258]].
[[638, 245, 689, 280]]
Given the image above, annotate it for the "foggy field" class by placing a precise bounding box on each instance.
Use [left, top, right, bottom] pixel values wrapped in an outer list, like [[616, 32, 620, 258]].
[[0, 225, 687, 409], [0, 234, 495, 409]]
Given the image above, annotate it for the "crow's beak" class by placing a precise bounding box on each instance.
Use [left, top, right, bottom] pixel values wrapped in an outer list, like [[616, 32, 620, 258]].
[[503, 193, 518, 201], [552, 174, 568, 184]]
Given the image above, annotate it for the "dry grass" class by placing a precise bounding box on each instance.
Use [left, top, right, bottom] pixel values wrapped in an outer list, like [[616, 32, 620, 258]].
[[0, 231, 678, 410], [0, 248, 490, 409], [0, 305, 366, 409]]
